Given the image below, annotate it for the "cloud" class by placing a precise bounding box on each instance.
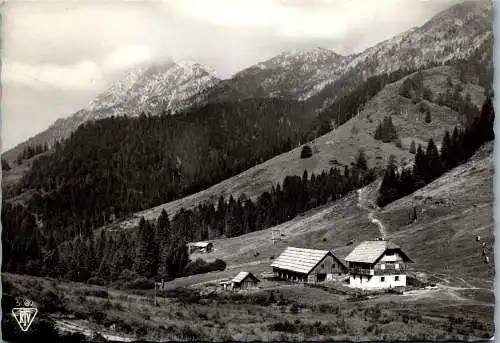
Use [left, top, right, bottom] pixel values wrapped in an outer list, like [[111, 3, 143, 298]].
[[2, 59, 105, 92], [102, 45, 158, 73], [1, 0, 465, 151], [166, 0, 461, 41]]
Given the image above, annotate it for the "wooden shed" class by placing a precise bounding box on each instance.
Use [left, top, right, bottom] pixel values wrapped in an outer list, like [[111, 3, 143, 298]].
[[271, 247, 347, 283], [187, 241, 214, 254], [231, 272, 260, 290]]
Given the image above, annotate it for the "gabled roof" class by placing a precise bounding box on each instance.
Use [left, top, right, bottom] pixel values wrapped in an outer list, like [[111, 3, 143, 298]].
[[344, 240, 413, 264], [271, 247, 331, 274], [188, 241, 212, 248], [232, 272, 259, 284]]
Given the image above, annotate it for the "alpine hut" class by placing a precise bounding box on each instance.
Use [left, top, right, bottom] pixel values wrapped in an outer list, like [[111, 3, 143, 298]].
[[187, 241, 214, 254], [231, 272, 260, 290], [271, 247, 347, 283], [344, 240, 413, 290]]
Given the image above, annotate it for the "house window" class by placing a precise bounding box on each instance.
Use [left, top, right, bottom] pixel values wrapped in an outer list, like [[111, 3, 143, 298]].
[[321, 264, 324, 269], [395, 263, 399, 269], [395, 276, 400, 281], [380, 276, 385, 282], [381, 264, 386, 270]]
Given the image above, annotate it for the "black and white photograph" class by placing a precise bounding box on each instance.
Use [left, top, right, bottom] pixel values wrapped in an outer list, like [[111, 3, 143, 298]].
[[0, 0, 495, 341]]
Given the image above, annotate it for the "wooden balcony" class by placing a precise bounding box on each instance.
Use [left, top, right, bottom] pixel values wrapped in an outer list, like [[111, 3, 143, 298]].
[[349, 265, 407, 276], [349, 267, 374, 276], [373, 266, 407, 276]]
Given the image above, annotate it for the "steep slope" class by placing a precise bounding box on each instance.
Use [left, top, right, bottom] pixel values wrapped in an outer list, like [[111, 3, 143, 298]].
[[106, 64, 485, 230], [164, 141, 494, 291], [3, 61, 220, 162], [200, 0, 492, 112], [215, 47, 347, 100], [3, 0, 492, 165], [309, 0, 492, 112]]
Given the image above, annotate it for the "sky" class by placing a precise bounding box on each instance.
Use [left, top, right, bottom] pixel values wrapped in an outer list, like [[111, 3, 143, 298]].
[[1, 0, 464, 152]]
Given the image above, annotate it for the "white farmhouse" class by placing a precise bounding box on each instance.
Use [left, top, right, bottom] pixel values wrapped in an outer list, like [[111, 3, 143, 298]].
[[345, 240, 413, 290]]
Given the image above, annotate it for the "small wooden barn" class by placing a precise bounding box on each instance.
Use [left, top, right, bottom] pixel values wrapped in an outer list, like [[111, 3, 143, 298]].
[[187, 241, 214, 254], [219, 272, 260, 291], [271, 247, 347, 283], [231, 272, 260, 290]]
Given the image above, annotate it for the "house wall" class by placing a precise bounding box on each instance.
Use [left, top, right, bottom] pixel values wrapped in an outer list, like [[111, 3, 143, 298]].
[[240, 280, 257, 289], [310, 254, 345, 278], [273, 254, 346, 284], [374, 251, 407, 274], [349, 274, 406, 289]]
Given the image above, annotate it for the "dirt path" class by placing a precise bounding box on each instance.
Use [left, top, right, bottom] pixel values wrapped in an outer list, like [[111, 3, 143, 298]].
[[357, 182, 387, 239], [53, 318, 136, 342]]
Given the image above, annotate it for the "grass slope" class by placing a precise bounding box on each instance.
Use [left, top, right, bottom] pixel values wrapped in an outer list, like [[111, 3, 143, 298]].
[[163, 141, 494, 290], [105, 65, 485, 231], [2, 140, 493, 343]]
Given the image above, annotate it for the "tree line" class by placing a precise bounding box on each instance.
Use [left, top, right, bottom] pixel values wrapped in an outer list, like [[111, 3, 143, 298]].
[[377, 96, 494, 207], [16, 143, 50, 165], [4, 67, 421, 256], [3, 157, 375, 283]]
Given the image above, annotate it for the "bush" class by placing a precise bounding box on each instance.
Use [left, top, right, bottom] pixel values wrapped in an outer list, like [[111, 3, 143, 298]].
[[348, 292, 368, 302], [300, 145, 313, 159], [425, 108, 432, 123], [38, 289, 66, 313], [118, 269, 141, 281], [184, 258, 227, 276], [409, 140, 416, 154], [123, 277, 154, 290], [87, 277, 106, 286], [395, 138, 403, 148]]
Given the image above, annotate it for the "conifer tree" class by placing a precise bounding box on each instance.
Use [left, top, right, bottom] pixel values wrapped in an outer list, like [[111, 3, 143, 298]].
[[374, 123, 383, 140], [354, 149, 368, 172], [425, 108, 432, 123], [440, 131, 453, 170], [409, 140, 416, 154]]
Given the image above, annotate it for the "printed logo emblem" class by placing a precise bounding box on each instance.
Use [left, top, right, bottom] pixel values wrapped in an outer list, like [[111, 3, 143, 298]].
[[12, 298, 38, 332]]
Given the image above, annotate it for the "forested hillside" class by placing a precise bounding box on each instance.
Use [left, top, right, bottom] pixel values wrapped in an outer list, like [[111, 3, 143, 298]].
[[378, 95, 494, 206], [2, 155, 375, 283], [1, 52, 492, 285], [4, 67, 424, 233]]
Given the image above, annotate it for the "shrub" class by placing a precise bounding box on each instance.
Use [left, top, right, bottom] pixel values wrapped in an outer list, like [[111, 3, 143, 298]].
[[123, 277, 154, 290], [425, 108, 432, 123], [184, 258, 227, 276], [92, 310, 107, 323], [300, 145, 313, 159], [409, 140, 416, 154], [118, 269, 141, 281], [348, 292, 368, 302], [395, 138, 403, 148], [87, 277, 106, 286], [38, 289, 66, 313]]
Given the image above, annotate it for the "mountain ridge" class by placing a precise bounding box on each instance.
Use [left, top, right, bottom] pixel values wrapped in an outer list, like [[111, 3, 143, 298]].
[[3, 0, 492, 164]]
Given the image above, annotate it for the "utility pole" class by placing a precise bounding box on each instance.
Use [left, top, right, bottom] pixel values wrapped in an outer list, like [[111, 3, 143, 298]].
[[153, 282, 158, 306]]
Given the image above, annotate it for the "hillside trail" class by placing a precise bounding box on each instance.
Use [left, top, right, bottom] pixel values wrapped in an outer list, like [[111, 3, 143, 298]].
[[357, 182, 494, 301], [357, 181, 387, 239]]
